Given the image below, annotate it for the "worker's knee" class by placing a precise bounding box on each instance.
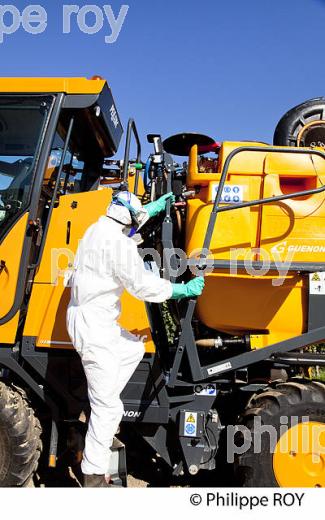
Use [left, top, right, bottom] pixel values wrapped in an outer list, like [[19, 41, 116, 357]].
[[117, 398, 124, 417], [90, 393, 123, 415]]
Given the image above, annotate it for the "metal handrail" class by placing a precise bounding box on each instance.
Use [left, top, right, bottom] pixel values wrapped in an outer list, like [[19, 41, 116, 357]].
[[28, 117, 75, 270], [202, 146, 325, 253], [122, 118, 142, 187]]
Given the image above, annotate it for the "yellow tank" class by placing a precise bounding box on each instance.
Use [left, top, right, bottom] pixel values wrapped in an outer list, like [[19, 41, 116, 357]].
[[185, 142, 325, 347]]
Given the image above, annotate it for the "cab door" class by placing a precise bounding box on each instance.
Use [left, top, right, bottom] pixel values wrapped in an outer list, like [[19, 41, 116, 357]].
[[23, 119, 156, 353], [0, 95, 55, 345]]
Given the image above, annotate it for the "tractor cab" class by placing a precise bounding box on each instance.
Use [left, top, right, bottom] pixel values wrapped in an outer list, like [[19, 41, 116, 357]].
[[0, 77, 125, 345]]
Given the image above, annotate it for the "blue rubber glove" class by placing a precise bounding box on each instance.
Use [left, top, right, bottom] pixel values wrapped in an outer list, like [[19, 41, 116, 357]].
[[171, 277, 205, 300], [145, 193, 176, 218]]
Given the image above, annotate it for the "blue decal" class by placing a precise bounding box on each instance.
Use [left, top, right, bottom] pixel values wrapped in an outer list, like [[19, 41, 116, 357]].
[[185, 424, 196, 435]]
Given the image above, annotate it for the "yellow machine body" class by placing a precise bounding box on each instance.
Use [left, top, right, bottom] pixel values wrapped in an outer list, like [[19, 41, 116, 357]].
[[1, 78, 325, 354], [0, 215, 28, 343], [0, 77, 106, 94], [185, 143, 325, 347], [22, 175, 155, 353], [0, 77, 154, 352]]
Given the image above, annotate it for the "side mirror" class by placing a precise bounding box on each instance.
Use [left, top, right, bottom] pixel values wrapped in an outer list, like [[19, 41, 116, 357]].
[[147, 134, 163, 154], [102, 159, 122, 179]]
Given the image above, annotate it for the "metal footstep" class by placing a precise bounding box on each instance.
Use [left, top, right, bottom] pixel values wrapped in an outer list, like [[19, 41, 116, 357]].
[[108, 437, 127, 487]]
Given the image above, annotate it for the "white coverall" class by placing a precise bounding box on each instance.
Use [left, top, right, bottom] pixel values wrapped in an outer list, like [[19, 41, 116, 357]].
[[66, 215, 172, 476]]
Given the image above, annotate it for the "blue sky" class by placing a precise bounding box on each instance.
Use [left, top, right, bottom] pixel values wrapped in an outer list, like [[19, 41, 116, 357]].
[[2, 0, 325, 157]]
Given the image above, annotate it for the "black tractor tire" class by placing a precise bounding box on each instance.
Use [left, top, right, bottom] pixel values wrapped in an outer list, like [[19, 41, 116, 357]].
[[0, 382, 42, 487], [273, 97, 325, 147], [235, 379, 325, 487]]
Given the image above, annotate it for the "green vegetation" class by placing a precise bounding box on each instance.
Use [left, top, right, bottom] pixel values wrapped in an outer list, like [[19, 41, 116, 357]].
[[307, 344, 325, 381]]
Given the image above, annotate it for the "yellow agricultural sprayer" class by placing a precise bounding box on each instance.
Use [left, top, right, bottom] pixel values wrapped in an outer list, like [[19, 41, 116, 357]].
[[0, 78, 325, 487]]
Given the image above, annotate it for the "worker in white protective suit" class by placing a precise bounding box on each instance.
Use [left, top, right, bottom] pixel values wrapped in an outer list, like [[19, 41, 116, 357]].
[[66, 190, 205, 487]]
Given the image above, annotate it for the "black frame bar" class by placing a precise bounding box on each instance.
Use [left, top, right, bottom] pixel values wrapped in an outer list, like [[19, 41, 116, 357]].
[[187, 259, 325, 273]]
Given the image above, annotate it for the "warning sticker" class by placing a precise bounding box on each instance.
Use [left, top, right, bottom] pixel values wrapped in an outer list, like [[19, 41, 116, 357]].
[[212, 183, 244, 204], [184, 412, 198, 437], [310, 272, 325, 295]]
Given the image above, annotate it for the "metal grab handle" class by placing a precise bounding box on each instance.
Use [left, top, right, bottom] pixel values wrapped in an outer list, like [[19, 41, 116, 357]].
[[122, 118, 142, 187], [28, 117, 75, 271]]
